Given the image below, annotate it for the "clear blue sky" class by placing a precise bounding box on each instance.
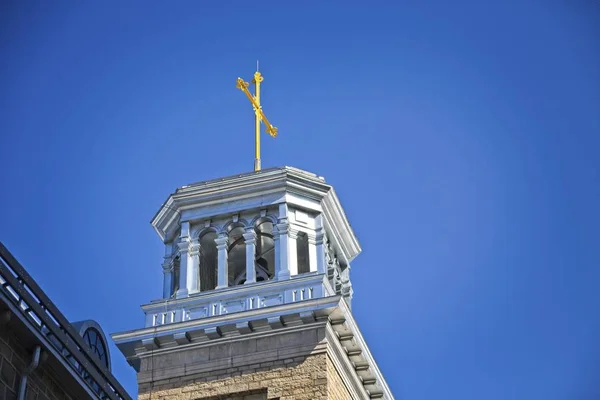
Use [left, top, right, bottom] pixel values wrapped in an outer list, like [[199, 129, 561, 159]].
[[1, 2, 598, 399]]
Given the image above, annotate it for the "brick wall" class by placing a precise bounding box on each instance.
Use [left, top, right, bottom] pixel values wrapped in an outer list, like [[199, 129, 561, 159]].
[[0, 327, 72, 400]]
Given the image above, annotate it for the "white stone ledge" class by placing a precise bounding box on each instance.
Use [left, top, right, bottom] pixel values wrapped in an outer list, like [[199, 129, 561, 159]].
[[142, 273, 329, 328], [112, 296, 341, 359]]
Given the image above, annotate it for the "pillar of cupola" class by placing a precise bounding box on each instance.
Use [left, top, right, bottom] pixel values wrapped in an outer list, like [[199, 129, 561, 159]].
[[274, 222, 298, 280], [312, 215, 328, 274], [215, 233, 229, 289], [242, 229, 257, 284], [307, 232, 321, 274], [288, 228, 299, 276], [176, 238, 190, 298], [188, 239, 200, 294], [175, 222, 201, 297], [161, 259, 172, 298], [175, 222, 192, 298]]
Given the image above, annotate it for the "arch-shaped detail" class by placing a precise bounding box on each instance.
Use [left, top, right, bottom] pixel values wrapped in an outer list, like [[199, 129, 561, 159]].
[[191, 224, 220, 240], [220, 219, 250, 235], [249, 214, 278, 229], [71, 320, 112, 372]]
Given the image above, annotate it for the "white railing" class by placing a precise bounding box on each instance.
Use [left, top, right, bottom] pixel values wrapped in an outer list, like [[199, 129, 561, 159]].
[[143, 273, 330, 327]]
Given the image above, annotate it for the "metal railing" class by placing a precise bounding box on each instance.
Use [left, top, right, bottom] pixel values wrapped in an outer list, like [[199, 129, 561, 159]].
[[0, 242, 131, 400]]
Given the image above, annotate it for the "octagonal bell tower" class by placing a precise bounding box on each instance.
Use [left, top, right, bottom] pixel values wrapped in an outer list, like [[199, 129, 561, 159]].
[[113, 167, 393, 400]]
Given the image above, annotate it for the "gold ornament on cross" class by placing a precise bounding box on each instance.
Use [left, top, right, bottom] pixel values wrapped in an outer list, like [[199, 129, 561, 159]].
[[236, 66, 278, 172]]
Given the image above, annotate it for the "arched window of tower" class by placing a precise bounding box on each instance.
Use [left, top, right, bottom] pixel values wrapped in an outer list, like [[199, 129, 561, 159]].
[[296, 231, 310, 274], [199, 231, 218, 291], [229, 220, 275, 285], [227, 225, 246, 286], [255, 220, 275, 279]]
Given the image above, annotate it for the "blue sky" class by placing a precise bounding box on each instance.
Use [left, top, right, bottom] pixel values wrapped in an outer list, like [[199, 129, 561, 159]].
[[1, 1, 599, 399]]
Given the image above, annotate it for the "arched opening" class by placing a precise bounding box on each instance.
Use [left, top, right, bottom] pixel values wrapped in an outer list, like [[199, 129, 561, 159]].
[[227, 225, 246, 286], [83, 327, 109, 369], [296, 231, 310, 274], [255, 220, 275, 279], [171, 256, 180, 296], [199, 231, 218, 291], [79, 325, 110, 398]]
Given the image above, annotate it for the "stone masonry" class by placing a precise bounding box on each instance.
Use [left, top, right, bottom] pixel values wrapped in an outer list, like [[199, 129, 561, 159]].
[[327, 357, 352, 400], [136, 324, 353, 400]]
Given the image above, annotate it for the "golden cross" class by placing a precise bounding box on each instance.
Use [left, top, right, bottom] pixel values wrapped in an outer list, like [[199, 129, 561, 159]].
[[236, 70, 278, 172]]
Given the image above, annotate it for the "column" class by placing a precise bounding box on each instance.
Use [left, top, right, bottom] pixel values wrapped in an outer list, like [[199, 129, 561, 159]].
[[273, 227, 282, 278], [307, 233, 318, 273], [215, 233, 229, 289], [314, 214, 327, 274], [188, 239, 200, 294], [288, 228, 299, 276], [176, 239, 190, 298], [275, 223, 298, 280], [162, 260, 172, 298], [243, 229, 257, 284]]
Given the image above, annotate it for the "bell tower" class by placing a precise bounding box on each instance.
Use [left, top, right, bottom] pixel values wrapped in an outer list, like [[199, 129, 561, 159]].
[[112, 167, 393, 400]]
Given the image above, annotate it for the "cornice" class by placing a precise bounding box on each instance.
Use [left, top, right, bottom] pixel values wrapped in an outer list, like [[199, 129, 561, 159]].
[[326, 323, 371, 399], [113, 295, 342, 343], [150, 166, 361, 262], [137, 321, 328, 362], [334, 300, 394, 399], [111, 296, 341, 372], [322, 188, 361, 263]]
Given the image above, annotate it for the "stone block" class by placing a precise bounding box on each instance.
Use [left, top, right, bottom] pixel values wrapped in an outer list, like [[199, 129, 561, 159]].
[[209, 343, 231, 360], [231, 338, 257, 355]]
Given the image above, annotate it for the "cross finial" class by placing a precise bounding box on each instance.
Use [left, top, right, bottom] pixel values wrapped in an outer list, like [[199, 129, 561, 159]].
[[236, 67, 278, 172]]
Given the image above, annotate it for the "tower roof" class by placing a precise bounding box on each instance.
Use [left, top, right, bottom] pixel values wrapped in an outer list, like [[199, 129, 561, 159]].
[[151, 166, 361, 263]]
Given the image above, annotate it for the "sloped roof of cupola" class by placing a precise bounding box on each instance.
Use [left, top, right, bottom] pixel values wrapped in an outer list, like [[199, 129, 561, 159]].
[[151, 166, 361, 263]]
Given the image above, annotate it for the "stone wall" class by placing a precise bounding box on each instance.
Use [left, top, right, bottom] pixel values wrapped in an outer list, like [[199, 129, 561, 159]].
[[0, 327, 72, 400], [139, 353, 328, 400], [137, 325, 358, 400], [136, 324, 360, 400], [327, 356, 352, 400], [188, 390, 267, 400]]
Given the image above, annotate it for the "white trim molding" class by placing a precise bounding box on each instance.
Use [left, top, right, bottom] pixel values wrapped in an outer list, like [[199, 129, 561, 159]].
[[150, 167, 361, 265]]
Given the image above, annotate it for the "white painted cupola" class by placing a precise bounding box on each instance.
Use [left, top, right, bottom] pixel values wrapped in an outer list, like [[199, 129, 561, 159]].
[[149, 166, 359, 326]]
